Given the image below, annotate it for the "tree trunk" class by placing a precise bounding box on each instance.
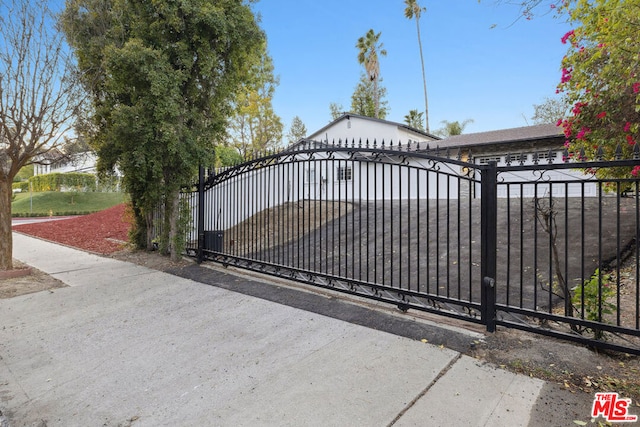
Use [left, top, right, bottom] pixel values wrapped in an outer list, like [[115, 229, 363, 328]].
[[0, 179, 14, 271], [415, 17, 429, 133], [145, 210, 154, 251], [373, 77, 379, 119], [168, 190, 180, 262]]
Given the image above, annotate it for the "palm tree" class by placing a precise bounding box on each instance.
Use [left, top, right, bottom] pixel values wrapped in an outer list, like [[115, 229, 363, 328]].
[[404, 0, 430, 133], [436, 119, 474, 137], [356, 29, 387, 119], [404, 109, 425, 131]]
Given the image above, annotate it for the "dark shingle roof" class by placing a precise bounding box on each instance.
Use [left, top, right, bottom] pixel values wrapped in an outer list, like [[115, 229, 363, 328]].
[[439, 123, 563, 148]]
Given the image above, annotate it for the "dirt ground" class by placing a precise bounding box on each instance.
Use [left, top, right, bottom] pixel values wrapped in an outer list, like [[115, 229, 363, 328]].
[[0, 260, 67, 299]]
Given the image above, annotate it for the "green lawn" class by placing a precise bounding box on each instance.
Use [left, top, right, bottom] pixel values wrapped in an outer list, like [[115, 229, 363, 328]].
[[11, 191, 128, 216]]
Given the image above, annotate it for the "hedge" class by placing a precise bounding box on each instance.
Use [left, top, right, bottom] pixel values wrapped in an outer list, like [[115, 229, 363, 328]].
[[12, 182, 30, 192], [28, 173, 97, 192]]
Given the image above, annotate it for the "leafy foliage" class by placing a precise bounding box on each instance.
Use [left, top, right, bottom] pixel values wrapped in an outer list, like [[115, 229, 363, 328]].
[[61, 0, 265, 253], [572, 269, 616, 340], [350, 73, 389, 119], [404, 109, 425, 131], [28, 172, 96, 192], [286, 116, 307, 145], [229, 44, 283, 158], [435, 119, 474, 137], [557, 0, 640, 177], [531, 97, 569, 124], [356, 29, 387, 119], [329, 102, 344, 121], [214, 145, 243, 167]]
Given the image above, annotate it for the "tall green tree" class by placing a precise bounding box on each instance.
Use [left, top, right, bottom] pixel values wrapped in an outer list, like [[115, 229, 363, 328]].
[[350, 73, 389, 119], [61, 0, 264, 259], [435, 119, 474, 137], [229, 45, 283, 159], [215, 145, 243, 167], [286, 116, 307, 145], [404, 109, 425, 131], [356, 29, 387, 119], [0, 0, 82, 270], [404, 0, 430, 132], [557, 0, 640, 178]]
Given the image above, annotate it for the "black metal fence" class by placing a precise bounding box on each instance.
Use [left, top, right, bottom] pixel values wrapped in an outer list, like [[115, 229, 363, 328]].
[[174, 140, 640, 354]]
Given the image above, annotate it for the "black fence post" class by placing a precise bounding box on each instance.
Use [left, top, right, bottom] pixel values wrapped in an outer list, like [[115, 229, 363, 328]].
[[197, 164, 205, 264], [481, 161, 497, 332]]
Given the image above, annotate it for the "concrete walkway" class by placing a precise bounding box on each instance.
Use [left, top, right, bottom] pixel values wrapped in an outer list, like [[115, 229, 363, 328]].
[[2, 233, 546, 426]]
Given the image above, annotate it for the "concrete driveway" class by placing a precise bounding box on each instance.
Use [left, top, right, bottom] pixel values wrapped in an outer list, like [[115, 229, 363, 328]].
[[1, 233, 547, 426]]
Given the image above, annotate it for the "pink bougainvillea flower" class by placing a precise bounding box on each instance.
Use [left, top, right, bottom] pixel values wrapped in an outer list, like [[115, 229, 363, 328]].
[[633, 82, 640, 93], [556, 118, 563, 127], [624, 122, 632, 132], [561, 30, 575, 44], [627, 135, 636, 145], [632, 165, 640, 177], [576, 127, 590, 140], [597, 111, 607, 119]]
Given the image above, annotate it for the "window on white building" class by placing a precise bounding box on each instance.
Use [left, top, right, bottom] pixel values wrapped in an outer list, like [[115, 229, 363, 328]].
[[478, 156, 502, 165], [337, 166, 352, 181]]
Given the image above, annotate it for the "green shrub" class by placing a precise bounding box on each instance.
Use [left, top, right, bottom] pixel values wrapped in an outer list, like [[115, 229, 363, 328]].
[[572, 269, 616, 340], [12, 182, 29, 192], [28, 173, 97, 192]]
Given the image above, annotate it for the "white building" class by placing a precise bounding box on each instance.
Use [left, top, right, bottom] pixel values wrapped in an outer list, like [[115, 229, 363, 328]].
[[33, 150, 98, 176], [307, 113, 440, 147]]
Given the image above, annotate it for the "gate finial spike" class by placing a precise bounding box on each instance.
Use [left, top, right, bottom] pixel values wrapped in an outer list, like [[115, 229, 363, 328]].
[[596, 146, 604, 160], [372, 138, 376, 148], [506, 152, 512, 166], [358, 138, 362, 148], [634, 143, 640, 159], [615, 144, 622, 160], [562, 148, 569, 163]]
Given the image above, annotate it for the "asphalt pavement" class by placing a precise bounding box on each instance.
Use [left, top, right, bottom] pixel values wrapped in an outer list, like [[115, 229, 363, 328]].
[[1, 233, 568, 426]]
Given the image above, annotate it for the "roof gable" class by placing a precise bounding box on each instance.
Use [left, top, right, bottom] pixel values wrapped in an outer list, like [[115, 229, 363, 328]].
[[308, 113, 440, 143]]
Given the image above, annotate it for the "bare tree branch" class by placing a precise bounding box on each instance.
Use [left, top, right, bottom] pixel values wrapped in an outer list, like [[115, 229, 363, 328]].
[[0, 0, 84, 270]]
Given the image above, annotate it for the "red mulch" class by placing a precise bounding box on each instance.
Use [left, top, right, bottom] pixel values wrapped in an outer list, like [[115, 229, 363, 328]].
[[12, 204, 132, 254]]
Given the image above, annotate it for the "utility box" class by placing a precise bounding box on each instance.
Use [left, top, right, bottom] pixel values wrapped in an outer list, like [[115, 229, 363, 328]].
[[203, 230, 224, 252]]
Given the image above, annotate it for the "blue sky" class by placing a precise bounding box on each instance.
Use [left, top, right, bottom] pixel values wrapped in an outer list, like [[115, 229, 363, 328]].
[[251, 0, 572, 137]]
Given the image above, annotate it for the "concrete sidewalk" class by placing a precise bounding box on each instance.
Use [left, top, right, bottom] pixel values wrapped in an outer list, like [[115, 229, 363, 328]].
[[2, 233, 546, 426]]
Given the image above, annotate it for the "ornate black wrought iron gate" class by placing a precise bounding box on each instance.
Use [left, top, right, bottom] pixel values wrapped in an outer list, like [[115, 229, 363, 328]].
[[178, 140, 640, 355]]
